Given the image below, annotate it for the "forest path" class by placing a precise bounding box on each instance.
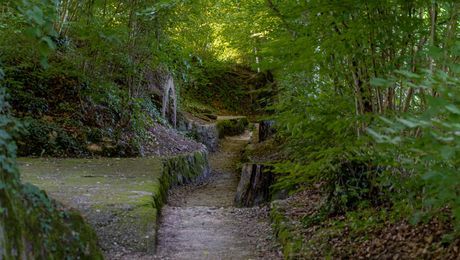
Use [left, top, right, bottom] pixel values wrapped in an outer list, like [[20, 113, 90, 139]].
[[153, 131, 281, 260]]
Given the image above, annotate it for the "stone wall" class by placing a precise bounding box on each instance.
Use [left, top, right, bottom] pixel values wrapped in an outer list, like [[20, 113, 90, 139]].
[[178, 113, 219, 152], [161, 148, 211, 188], [191, 124, 219, 152]]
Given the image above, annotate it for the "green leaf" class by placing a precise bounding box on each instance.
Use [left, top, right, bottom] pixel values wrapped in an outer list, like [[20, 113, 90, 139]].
[[397, 118, 418, 128], [410, 211, 423, 225], [39, 57, 49, 69], [370, 77, 390, 87], [0, 129, 11, 140], [395, 70, 420, 79], [378, 116, 394, 126], [40, 36, 56, 50], [422, 171, 438, 181], [366, 128, 384, 141], [28, 6, 45, 26], [446, 104, 460, 115]]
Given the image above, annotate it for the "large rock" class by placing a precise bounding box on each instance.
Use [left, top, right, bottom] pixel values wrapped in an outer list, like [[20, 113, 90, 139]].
[[235, 164, 274, 207]]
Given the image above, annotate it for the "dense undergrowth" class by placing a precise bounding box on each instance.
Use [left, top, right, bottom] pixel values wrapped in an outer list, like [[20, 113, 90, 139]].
[[175, 0, 460, 256], [1, 0, 167, 157]]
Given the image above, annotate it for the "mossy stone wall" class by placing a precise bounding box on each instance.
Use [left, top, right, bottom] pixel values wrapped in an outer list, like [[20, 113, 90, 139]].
[[161, 148, 211, 188], [0, 180, 103, 259]]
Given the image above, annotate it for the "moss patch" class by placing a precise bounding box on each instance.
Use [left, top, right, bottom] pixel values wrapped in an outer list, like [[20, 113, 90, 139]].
[[216, 117, 249, 138], [270, 200, 305, 259], [161, 148, 211, 187], [19, 157, 163, 255]]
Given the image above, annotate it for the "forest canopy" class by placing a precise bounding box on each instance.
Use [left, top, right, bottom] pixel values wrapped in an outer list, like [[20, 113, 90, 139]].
[[1, 0, 460, 258]]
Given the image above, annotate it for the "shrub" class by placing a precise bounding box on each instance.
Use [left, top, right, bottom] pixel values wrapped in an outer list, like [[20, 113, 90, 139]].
[[17, 118, 83, 157], [216, 117, 249, 138]]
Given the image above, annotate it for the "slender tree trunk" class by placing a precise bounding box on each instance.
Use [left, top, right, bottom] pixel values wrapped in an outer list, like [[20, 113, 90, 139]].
[[429, 1, 438, 95], [403, 36, 427, 112], [386, 88, 394, 111], [443, 3, 459, 73]]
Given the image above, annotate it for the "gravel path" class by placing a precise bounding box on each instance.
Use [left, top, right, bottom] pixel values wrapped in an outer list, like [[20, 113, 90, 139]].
[[154, 132, 281, 260]]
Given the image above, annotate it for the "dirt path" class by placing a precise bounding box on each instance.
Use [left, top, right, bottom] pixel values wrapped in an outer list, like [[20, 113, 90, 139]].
[[154, 132, 281, 260]]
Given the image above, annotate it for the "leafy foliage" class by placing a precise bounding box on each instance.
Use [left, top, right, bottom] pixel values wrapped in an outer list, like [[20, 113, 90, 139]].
[[1, 0, 182, 156], [257, 0, 460, 231], [369, 61, 460, 232], [0, 85, 22, 184]]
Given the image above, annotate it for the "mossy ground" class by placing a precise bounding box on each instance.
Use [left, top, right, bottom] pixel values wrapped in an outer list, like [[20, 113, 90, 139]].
[[17, 152, 210, 258], [18, 157, 163, 256]]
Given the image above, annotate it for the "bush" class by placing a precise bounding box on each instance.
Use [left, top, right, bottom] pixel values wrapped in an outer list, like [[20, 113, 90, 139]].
[[216, 117, 249, 138], [325, 159, 385, 213], [17, 118, 83, 157]]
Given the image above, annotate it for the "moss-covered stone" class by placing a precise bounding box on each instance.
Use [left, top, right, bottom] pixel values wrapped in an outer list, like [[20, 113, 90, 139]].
[[161, 148, 211, 187], [0, 180, 103, 259], [216, 117, 249, 138], [18, 158, 165, 255]]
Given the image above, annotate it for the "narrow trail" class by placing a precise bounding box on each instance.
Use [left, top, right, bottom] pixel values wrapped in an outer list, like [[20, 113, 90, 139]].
[[154, 131, 281, 260]]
